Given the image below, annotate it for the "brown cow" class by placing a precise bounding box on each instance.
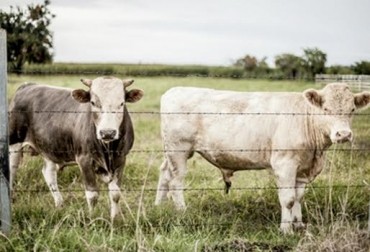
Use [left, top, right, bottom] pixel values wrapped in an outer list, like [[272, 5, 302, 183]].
[[9, 76, 143, 219]]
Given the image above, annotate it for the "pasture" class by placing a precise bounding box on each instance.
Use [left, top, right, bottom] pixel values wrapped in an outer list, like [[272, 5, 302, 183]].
[[2, 75, 370, 251]]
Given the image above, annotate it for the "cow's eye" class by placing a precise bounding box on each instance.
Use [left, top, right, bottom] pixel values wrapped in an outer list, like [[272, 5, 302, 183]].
[[351, 108, 355, 113], [90, 101, 101, 108], [120, 102, 124, 107]]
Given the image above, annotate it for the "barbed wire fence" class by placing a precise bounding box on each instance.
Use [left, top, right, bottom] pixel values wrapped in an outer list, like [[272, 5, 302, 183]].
[[5, 109, 370, 233], [1, 41, 370, 238]]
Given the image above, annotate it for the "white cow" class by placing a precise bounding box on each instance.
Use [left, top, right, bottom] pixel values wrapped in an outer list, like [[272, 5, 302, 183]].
[[155, 83, 370, 233]]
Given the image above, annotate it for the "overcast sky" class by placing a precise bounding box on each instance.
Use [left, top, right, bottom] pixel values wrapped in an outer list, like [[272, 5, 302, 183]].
[[1, 0, 369, 66]]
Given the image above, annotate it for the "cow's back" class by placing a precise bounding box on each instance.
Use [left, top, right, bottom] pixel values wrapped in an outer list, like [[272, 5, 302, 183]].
[[9, 84, 90, 163]]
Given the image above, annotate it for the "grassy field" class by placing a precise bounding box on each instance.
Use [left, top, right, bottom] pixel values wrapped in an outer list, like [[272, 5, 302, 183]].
[[2, 75, 370, 251]]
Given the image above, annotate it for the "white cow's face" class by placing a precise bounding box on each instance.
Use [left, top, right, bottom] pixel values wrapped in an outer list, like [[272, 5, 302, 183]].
[[303, 83, 370, 144], [72, 76, 144, 142]]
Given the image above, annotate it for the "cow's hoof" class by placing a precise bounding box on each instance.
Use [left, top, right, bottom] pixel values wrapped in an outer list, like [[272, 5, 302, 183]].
[[174, 203, 187, 211], [280, 223, 294, 235], [224, 181, 231, 194], [55, 200, 64, 208], [293, 222, 306, 231]]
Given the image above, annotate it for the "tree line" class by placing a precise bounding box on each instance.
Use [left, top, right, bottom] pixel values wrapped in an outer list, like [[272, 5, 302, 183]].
[[1, 0, 369, 79], [235, 50, 370, 80]]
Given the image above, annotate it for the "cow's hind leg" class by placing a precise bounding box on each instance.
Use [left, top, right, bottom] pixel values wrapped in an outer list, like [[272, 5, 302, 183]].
[[42, 158, 63, 208], [221, 169, 234, 194], [9, 143, 23, 192], [155, 159, 171, 205]]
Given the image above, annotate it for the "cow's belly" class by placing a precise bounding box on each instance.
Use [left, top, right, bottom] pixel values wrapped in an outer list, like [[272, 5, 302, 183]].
[[25, 134, 77, 164], [192, 122, 273, 170], [198, 150, 271, 170], [195, 134, 271, 170]]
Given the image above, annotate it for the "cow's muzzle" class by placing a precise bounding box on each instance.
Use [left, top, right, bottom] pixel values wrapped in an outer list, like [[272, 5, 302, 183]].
[[99, 129, 117, 141], [332, 130, 352, 144]]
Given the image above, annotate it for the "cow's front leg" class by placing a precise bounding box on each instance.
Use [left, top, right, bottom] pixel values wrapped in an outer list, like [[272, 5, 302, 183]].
[[77, 156, 99, 213], [155, 159, 171, 205], [273, 159, 297, 234], [292, 180, 307, 230], [42, 158, 63, 207], [9, 143, 23, 192], [108, 168, 123, 220], [167, 153, 188, 210]]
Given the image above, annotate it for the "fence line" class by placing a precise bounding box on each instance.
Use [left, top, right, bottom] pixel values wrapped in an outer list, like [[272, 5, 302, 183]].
[[11, 184, 369, 193], [8, 110, 370, 116], [7, 148, 370, 154], [316, 74, 370, 91]]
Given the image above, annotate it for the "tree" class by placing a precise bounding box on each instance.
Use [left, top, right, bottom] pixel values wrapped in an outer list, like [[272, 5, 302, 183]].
[[302, 47, 327, 79], [326, 65, 354, 75], [274, 53, 303, 79], [234, 54, 271, 77], [0, 0, 55, 72], [234, 54, 258, 72], [352, 61, 370, 75], [256, 56, 271, 75]]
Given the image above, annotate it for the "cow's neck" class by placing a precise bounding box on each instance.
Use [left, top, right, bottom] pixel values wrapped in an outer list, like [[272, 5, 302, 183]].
[[304, 105, 332, 151]]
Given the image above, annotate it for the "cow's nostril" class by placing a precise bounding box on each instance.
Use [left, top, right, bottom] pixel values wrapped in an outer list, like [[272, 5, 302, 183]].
[[100, 129, 117, 140], [335, 130, 352, 141]]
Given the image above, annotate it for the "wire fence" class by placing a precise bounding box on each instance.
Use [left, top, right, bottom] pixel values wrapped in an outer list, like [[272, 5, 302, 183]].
[[7, 110, 370, 116], [4, 73, 370, 240], [11, 184, 370, 194], [7, 109, 370, 191]]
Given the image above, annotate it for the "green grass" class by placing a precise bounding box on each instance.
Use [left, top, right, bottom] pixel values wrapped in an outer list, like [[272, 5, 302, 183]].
[[3, 74, 370, 251]]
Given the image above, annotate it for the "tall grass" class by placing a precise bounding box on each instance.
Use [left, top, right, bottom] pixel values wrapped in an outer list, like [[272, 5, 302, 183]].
[[2, 74, 370, 251]]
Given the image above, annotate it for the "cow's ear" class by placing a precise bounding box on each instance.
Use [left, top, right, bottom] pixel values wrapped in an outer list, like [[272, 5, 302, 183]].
[[72, 89, 90, 103], [303, 89, 323, 108], [354, 91, 370, 110], [126, 89, 144, 103]]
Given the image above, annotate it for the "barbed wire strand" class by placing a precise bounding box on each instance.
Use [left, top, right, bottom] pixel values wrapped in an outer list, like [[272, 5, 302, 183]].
[[7, 110, 370, 116], [12, 184, 369, 193], [7, 148, 370, 154]]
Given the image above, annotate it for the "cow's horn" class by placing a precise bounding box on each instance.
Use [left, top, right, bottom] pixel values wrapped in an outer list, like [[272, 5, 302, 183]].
[[123, 79, 134, 88], [80, 79, 92, 87]]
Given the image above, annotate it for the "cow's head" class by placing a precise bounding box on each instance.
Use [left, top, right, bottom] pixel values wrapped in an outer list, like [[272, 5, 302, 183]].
[[303, 83, 370, 144], [71, 76, 143, 142]]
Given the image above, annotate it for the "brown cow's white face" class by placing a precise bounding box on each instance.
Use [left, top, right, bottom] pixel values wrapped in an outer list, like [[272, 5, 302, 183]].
[[303, 83, 370, 144], [72, 76, 144, 142]]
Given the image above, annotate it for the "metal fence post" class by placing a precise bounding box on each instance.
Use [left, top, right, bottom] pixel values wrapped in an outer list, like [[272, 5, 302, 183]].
[[0, 29, 11, 235]]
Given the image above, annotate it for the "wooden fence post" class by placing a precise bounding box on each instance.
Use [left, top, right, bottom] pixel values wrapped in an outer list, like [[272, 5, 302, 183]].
[[0, 29, 11, 235]]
